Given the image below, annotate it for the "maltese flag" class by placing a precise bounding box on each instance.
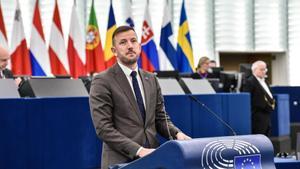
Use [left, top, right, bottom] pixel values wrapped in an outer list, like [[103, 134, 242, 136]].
[[10, 0, 31, 75]]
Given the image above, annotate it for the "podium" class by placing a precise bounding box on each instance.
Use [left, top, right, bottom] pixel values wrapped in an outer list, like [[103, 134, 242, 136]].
[[111, 135, 275, 169]]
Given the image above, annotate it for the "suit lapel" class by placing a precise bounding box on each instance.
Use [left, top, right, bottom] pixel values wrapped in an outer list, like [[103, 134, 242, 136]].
[[139, 69, 151, 125], [112, 64, 144, 122], [253, 76, 272, 100]]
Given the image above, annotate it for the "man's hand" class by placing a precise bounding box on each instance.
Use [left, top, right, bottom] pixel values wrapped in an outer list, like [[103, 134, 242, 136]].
[[137, 148, 155, 158], [176, 132, 192, 140], [14, 77, 22, 86]]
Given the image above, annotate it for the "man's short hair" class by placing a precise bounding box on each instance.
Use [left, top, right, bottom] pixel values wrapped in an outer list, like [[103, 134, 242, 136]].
[[112, 26, 136, 46], [251, 60, 266, 73]]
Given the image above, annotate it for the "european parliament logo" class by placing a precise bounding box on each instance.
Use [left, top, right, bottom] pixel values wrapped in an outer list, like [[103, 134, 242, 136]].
[[234, 154, 262, 169], [201, 139, 261, 168]]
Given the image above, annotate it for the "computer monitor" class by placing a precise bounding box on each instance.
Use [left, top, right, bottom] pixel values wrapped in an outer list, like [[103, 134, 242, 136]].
[[239, 64, 252, 79], [79, 76, 93, 93], [18, 78, 88, 97], [219, 72, 237, 92], [154, 71, 179, 78], [208, 67, 224, 79], [207, 78, 223, 92]]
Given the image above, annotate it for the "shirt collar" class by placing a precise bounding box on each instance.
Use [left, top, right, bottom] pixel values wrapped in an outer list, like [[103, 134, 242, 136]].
[[118, 62, 138, 77], [254, 75, 265, 82]]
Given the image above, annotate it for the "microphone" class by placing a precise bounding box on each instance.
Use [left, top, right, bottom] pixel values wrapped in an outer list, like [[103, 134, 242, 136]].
[[188, 95, 237, 136]]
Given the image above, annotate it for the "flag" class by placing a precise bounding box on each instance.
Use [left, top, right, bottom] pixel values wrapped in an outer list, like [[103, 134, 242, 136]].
[[67, 2, 86, 78], [104, 2, 117, 68], [0, 2, 8, 49], [86, 0, 105, 74], [234, 154, 262, 169], [29, 0, 51, 76], [158, 2, 177, 70], [177, 0, 194, 73], [139, 4, 160, 72], [48, 0, 69, 76], [125, 0, 134, 27], [10, 0, 31, 75]]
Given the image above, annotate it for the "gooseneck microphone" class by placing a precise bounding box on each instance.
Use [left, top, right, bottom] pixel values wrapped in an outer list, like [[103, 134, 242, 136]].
[[188, 95, 237, 136]]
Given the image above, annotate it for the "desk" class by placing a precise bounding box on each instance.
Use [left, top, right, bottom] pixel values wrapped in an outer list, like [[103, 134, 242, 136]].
[[0, 94, 251, 169], [275, 157, 300, 169], [165, 93, 251, 138], [0, 97, 101, 169]]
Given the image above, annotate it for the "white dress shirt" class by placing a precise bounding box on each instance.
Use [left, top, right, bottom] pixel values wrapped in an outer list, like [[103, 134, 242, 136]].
[[118, 62, 146, 109], [255, 76, 273, 99]]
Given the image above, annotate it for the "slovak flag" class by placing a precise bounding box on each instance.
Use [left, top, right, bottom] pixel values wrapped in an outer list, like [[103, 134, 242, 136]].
[[29, 0, 51, 76], [48, 0, 69, 76], [67, 2, 86, 78], [139, 4, 160, 72], [10, 0, 31, 75]]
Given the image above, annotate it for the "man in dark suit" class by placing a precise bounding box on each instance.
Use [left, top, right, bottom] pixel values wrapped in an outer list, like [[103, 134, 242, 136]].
[[242, 60, 275, 136], [89, 26, 191, 169], [0, 45, 13, 79]]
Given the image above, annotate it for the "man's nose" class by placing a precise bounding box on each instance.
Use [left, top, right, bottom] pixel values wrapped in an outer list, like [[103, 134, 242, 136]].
[[127, 42, 134, 48]]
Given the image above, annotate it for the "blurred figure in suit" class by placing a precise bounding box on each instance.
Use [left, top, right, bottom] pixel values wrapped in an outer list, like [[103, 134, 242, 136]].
[[0, 45, 13, 78], [0, 45, 21, 86], [89, 26, 191, 169], [242, 60, 275, 136]]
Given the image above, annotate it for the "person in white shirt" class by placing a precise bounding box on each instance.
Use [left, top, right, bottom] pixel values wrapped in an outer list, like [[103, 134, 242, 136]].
[[242, 60, 275, 136]]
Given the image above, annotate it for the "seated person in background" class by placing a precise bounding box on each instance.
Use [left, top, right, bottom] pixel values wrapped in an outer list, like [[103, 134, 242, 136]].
[[0, 45, 21, 86], [193, 56, 211, 79], [209, 60, 217, 68]]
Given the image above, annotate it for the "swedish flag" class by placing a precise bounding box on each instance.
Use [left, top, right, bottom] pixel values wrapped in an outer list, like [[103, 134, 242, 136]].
[[176, 0, 194, 73]]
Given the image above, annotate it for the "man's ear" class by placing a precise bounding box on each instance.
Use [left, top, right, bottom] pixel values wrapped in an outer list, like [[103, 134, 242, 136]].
[[111, 46, 116, 55]]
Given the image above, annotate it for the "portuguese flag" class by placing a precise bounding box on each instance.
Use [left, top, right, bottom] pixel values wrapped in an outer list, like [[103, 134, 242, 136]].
[[86, 0, 105, 74]]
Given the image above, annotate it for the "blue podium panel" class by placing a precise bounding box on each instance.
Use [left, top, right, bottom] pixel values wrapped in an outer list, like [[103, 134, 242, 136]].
[[0, 99, 27, 169], [275, 157, 300, 169], [272, 86, 300, 122], [28, 98, 101, 169], [272, 94, 290, 136], [164, 95, 192, 136], [0, 97, 101, 169], [191, 94, 225, 137], [116, 135, 275, 169], [164, 94, 251, 138], [224, 93, 251, 135]]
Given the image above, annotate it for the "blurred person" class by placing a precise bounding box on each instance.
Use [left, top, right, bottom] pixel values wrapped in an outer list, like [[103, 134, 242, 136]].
[[209, 60, 217, 68], [242, 60, 275, 136], [195, 56, 210, 79], [0, 45, 21, 86], [89, 26, 191, 169]]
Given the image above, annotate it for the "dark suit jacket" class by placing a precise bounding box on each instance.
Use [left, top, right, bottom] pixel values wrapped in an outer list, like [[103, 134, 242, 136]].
[[242, 75, 275, 135], [89, 64, 180, 169], [2, 68, 13, 78]]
